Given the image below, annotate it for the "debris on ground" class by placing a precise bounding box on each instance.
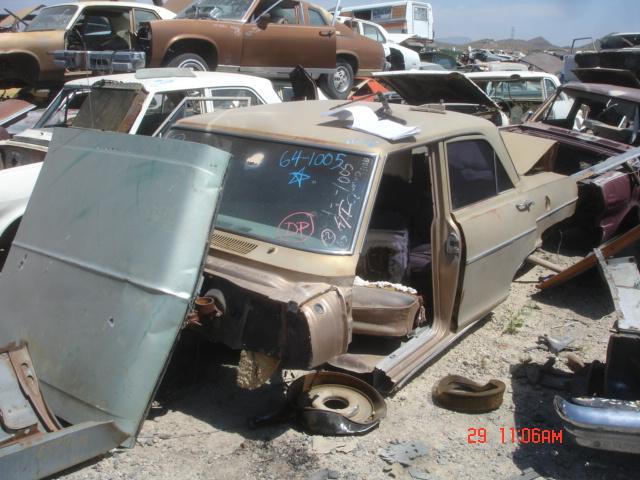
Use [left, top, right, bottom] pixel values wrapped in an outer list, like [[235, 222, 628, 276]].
[[379, 441, 428, 466], [537, 334, 576, 354]]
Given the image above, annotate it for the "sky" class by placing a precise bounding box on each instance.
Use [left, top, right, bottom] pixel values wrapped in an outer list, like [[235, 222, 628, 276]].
[[4, 0, 640, 46]]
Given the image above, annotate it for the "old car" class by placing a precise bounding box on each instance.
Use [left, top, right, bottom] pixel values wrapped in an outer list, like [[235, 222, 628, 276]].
[[466, 71, 561, 124], [337, 16, 420, 70], [152, 100, 581, 391], [57, 0, 386, 99], [0, 68, 283, 269], [0, 1, 175, 89]]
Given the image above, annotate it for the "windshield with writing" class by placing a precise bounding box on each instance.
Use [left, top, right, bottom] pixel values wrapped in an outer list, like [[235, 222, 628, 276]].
[[177, 0, 253, 20], [167, 128, 376, 254]]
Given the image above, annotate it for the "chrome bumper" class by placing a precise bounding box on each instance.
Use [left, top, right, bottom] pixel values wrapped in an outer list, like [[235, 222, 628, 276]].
[[52, 50, 145, 73], [554, 395, 640, 453]]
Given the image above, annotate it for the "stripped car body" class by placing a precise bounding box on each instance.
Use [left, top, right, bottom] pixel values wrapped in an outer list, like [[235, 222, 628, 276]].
[[506, 81, 640, 243], [0, 1, 175, 89]]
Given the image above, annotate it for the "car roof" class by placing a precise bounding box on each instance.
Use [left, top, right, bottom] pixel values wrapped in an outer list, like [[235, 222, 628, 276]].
[[62, 69, 277, 94], [44, 1, 175, 17], [560, 81, 640, 102], [175, 100, 499, 155], [466, 71, 559, 80]]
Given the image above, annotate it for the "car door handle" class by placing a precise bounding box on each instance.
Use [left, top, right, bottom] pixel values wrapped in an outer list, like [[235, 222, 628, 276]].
[[445, 232, 460, 256], [319, 30, 334, 37], [516, 200, 535, 212]]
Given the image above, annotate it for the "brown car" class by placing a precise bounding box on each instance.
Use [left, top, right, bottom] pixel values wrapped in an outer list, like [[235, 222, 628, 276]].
[[127, 0, 385, 98]]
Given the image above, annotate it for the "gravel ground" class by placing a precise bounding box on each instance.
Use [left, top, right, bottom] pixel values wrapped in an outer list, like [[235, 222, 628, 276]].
[[58, 244, 640, 480]]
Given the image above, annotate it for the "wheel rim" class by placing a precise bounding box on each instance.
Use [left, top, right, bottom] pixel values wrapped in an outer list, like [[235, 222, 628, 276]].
[[178, 59, 206, 71], [332, 66, 351, 93]]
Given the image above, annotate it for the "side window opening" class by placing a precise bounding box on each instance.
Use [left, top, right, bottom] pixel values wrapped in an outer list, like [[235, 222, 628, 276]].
[[446, 139, 513, 210], [137, 91, 189, 136], [308, 8, 327, 26], [357, 146, 436, 316]]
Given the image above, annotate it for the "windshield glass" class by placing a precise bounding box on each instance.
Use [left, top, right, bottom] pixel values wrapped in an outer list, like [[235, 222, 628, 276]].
[[35, 87, 90, 129], [177, 0, 254, 20], [166, 128, 376, 254], [474, 79, 543, 101], [25, 5, 77, 31]]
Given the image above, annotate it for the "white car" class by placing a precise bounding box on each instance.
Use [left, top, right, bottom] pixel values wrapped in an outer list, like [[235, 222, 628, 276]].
[[466, 71, 562, 123], [0, 68, 283, 268], [337, 16, 420, 71]]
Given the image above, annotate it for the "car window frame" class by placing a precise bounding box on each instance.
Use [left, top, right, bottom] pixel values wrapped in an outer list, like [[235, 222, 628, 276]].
[[444, 135, 515, 212]]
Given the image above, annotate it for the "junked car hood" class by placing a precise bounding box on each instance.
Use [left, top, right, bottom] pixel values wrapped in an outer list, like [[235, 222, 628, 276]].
[[373, 71, 501, 110], [0, 127, 230, 446]]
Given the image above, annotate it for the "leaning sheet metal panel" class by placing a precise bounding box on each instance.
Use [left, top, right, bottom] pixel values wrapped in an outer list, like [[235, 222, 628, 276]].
[[0, 127, 229, 446]]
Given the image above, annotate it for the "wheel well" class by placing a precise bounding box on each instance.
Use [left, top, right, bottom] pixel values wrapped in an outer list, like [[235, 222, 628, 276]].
[[0, 53, 39, 88], [164, 39, 218, 68], [337, 54, 358, 75]]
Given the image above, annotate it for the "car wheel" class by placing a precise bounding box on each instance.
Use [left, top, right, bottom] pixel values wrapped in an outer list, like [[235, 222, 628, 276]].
[[320, 60, 354, 99], [165, 53, 209, 71]]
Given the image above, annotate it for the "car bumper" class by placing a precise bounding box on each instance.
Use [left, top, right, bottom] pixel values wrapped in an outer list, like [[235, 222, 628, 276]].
[[554, 395, 640, 453], [52, 50, 146, 73]]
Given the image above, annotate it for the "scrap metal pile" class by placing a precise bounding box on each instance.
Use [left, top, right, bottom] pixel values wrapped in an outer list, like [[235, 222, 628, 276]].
[[0, 1, 639, 478]]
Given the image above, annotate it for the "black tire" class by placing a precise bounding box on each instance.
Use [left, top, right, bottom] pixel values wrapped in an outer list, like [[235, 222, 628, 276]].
[[165, 53, 210, 71], [320, 59, 354, 99]]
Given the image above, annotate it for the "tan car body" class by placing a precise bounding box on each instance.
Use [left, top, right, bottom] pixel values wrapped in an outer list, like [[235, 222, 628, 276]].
[[144, 1, 385, 78], [170, 100, 577, 390], [0, 2, 175, 89]]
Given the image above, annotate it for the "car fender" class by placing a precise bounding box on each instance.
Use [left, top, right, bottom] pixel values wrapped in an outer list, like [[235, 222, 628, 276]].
[[0, 162, 41, 238]]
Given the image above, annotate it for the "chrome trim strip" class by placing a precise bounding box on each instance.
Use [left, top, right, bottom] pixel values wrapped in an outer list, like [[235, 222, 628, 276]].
[[536, 197, 578, 222], [466, 226, 537, 265]]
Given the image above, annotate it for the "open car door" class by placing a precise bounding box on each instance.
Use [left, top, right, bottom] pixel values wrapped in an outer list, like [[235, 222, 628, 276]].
[[0, 128, 229, 478]]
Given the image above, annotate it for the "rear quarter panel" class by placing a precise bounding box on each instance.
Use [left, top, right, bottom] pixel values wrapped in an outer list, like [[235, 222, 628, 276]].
[[335, 24, 385, 73]]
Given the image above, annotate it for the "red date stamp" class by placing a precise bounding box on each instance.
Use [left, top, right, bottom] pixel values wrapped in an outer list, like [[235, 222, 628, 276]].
[[467, 427, 563, 444]]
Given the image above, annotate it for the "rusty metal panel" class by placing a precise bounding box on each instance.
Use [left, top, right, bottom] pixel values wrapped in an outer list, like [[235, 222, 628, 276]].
[[0, 127, 229, 447], [596, 252, 640, 333]]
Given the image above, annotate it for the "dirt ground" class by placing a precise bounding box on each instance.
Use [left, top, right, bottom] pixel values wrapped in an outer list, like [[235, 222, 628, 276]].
[[59, 241, 640, 480]]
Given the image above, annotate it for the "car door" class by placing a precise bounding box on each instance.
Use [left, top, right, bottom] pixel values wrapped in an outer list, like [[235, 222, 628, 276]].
[[441, 136, 542, 330], [240, 0, 335, 73]]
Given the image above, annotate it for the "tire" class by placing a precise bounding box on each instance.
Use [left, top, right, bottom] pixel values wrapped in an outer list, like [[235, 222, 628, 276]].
[[320, 59, 354, 99], [165, 53, 209, 71]]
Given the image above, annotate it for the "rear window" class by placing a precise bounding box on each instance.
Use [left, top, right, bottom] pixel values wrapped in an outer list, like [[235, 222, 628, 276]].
[[166, 128, 376, 254], [73, 87, 142, 132]]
